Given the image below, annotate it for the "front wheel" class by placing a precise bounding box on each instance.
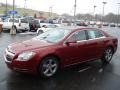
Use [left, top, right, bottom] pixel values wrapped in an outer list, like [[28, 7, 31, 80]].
[[38, 56, 59, 78], [102, 47, 114, 63]]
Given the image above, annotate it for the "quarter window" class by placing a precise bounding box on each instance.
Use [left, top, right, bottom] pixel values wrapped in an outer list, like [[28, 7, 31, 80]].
[[87, 30, 104, 39]]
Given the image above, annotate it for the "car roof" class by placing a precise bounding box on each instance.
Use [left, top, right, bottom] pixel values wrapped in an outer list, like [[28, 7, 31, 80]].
[[57, 26, 98, 31]]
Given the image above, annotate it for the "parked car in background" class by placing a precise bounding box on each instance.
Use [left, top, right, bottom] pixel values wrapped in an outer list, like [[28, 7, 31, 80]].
[[76, 20, 88, 26], [90, 21, 96, 25], [0, 14, 8, 21], [37, 23, 59, 35], [110, 23, 116, 27], [96, 22, 102, 28], [4, 27, 118, 78], [29, 19, 40, 32], [23, 16, 34, 23], [2, 18, 29, 32], [117, 24, 120, 28], [103, 22, 109, 26]]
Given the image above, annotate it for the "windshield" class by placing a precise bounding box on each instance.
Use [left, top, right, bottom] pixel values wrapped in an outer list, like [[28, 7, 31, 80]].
[[34, 29, 69, 43]]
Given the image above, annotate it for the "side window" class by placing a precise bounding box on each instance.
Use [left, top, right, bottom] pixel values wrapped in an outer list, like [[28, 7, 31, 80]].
[[87, 30, 96, 39], [87, 30, 104, 39], [68, 30, 86, 41], [94, 30, 104, 38]]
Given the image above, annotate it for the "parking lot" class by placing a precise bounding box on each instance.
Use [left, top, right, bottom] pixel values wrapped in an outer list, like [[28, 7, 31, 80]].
[[0, 27, 120, 90]]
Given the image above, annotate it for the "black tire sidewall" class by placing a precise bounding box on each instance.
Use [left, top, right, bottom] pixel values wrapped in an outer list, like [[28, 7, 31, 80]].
[[102, 47, 113, 63]]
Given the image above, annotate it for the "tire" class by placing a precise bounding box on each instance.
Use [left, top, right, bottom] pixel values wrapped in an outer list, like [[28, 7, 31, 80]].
[[102, 47, 114, 63], [37, 30, 43, 35], [38, 56, 59, 78]]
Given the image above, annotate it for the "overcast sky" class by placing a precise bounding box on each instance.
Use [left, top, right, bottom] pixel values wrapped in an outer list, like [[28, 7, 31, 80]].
[[0, 0, 120, 15]]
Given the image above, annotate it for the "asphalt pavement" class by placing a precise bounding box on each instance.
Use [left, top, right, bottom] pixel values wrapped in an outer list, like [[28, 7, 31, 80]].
[[0, 27, 120, 90]]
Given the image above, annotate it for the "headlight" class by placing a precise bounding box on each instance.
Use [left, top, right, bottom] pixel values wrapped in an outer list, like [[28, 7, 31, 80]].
[[16, 52, 36, 61]]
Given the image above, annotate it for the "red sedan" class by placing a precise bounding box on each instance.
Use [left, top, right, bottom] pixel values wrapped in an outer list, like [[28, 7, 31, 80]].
[[4, 27, 118, 78]]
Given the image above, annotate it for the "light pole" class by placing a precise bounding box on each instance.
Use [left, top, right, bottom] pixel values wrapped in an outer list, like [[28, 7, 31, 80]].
[[24, 0, 27, 16], [13, 0, 15, 26], [10, 0, 16, 35], [93, 5, 97, 21], [74, 0, 77, 25], [49, 6, 53, 18], [6, 0, 8, 15], [117, 3, 120, 26], [102, 2, 107, 22], [24, 0, 27, 9]]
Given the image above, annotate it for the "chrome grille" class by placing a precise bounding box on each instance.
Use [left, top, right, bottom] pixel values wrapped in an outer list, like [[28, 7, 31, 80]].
[[6, 54, 13, 62], [4, 48, 15, 63]]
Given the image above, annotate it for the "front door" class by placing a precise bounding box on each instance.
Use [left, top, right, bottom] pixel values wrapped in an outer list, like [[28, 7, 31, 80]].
[[58, 30, 88, 66]]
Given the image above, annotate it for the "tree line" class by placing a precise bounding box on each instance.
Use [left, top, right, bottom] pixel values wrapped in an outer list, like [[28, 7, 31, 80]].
[[62, 13, 120, 23], [76, 13, 120, 23]]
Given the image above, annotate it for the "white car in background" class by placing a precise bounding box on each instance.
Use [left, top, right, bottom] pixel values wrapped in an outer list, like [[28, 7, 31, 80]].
[[37, 23, 59, 35], [2, 18, 29, 32]]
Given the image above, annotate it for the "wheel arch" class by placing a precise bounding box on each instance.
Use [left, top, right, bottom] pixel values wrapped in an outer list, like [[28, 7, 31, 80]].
[[106, 45, 115, 53], [37, 53, 61, 73]]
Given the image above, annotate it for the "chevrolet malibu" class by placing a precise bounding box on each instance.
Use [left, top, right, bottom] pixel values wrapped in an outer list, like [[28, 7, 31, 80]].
[[4, 27, 118, 78]]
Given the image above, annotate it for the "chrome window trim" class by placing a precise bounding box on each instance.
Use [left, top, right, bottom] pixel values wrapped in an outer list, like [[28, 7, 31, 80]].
[[88, 36, 106, 41], [76, 40, 87, 43]]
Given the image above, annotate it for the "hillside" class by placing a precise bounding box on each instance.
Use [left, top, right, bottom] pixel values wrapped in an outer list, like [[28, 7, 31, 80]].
[[0, 5, 58, 18]]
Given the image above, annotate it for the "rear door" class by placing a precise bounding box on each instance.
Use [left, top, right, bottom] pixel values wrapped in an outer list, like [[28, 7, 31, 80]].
[[85, 29, 105, 60]]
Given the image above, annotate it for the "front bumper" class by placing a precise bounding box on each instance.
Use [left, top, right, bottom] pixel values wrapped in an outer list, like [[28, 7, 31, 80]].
[[4, 49, 39, 74], [5, 60, 37, 74]]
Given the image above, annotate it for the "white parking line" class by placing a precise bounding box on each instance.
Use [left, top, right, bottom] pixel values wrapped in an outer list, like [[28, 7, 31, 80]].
[[78, 66, 91, 73]]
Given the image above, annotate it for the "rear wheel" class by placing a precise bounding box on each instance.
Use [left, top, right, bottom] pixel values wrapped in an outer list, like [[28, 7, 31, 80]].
[[38, 56, 59, 78], [102, 47, 113, 63]]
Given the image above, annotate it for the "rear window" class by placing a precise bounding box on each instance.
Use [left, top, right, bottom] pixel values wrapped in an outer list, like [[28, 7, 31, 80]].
[[34, 20, 39, 24], [9, 19, 19, 23], [21, 19, 28, 23]]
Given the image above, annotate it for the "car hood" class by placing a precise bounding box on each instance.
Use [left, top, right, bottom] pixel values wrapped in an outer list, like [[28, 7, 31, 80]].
[[9, 39, 53, 54]]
